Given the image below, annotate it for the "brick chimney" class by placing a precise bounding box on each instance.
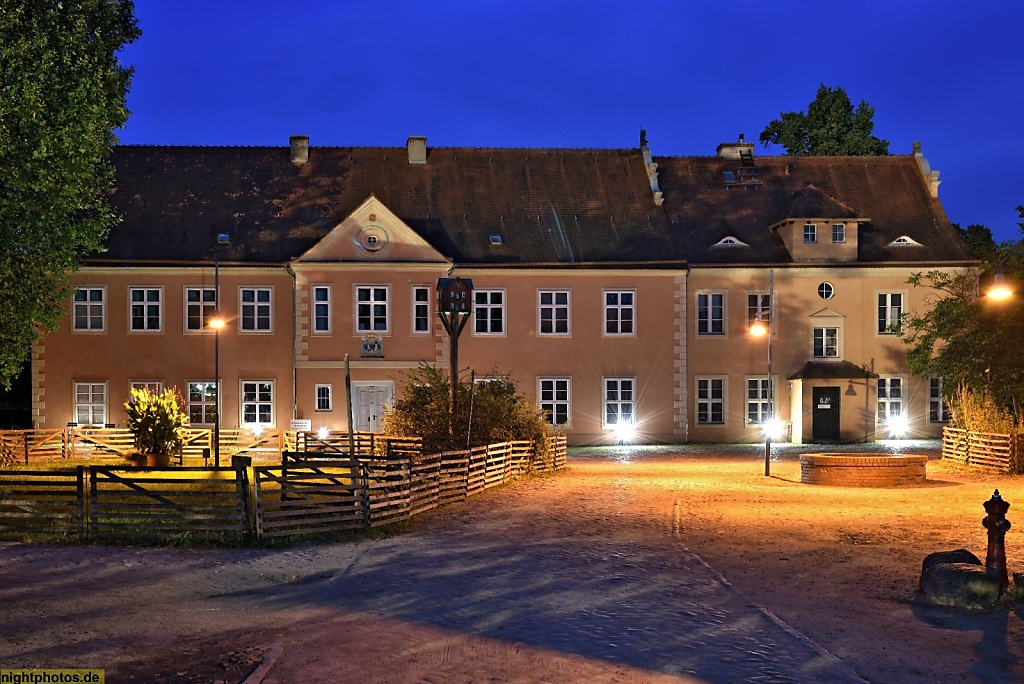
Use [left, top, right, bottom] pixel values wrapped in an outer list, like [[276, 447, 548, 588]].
[[407, 136, 427, 165], [290, 135, 309, 164]]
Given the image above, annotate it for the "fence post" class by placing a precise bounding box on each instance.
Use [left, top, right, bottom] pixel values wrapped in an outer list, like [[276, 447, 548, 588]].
[[232, 455, 254, 539], [23, 432, 29, 465]]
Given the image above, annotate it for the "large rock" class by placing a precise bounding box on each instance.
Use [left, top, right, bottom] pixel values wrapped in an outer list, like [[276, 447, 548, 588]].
[[921, 548, 982, 576], [920, 562, 1001, 610]]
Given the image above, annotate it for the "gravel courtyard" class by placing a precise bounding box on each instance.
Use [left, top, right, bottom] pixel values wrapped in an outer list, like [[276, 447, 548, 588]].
[[3, 443, 1024, 683]]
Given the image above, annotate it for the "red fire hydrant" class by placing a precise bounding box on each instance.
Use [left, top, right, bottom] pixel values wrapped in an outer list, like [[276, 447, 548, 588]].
[[983, 489, 1011, 590]]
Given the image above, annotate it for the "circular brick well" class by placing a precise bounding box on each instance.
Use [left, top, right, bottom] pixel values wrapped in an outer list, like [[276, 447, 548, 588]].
[[799, 453, 929, 487]]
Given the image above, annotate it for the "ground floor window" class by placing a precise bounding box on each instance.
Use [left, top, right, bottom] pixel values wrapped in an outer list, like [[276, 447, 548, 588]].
[[929, 377, 950, 423], [538, 377, 570, 426], [188, 381, 218, 425], [242, 381, 274, 427], [316, 384, 332, 412], [74, 382, 107, 426], [696, 377, 725, 425], [130, 380, 163, 394], [746, 377, 774, 425], [603, 377, 635, 427], [877, 376, 904, 420]]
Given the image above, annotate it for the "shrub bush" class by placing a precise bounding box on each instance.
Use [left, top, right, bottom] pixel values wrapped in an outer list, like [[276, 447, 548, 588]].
[[950, 383, 1017, 434], [124, 387, 190, 455], [382, 363, 556, 452]]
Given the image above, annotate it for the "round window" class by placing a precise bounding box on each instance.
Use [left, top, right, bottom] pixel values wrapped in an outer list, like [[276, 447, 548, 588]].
[[818, 282, 834, 300], [357, 226, 388, 253]]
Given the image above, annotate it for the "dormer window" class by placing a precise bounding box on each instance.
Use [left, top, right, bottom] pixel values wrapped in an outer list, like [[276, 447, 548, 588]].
[[803, 223, 817, 243], [888, 235, 922, 247], [832, 224, 845, 243], [712, 236, 749, 248]]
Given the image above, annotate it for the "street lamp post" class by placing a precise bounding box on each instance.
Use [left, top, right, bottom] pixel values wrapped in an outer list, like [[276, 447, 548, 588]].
[[209, 316, 225, 467], [750, 269, 774, 476]]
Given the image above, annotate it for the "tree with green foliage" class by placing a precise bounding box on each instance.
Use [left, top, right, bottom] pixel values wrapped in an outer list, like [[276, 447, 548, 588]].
[[382, 363, 555, 450], [759, 84, 889, 156], [901, 270, 1024, 426], [0, 0, 140, 387]]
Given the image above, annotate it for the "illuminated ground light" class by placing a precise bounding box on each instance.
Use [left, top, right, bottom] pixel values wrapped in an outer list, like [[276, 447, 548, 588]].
[[610, 420, 638, 444], [317, 426, 330, 440], [885, 414, 910, 438], [762, 417, 786, 441], [251, 424, 265, 438]]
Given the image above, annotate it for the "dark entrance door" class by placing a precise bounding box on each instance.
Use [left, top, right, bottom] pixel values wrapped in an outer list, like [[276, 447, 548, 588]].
[[812, 387, 841, 442]]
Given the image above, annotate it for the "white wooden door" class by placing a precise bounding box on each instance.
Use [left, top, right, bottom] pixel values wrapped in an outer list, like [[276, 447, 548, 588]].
[[353, 383, 393, 433]]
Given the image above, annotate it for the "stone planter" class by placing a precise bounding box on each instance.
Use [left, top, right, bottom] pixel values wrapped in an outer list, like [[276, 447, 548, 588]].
[[127, 452, 172, 467]]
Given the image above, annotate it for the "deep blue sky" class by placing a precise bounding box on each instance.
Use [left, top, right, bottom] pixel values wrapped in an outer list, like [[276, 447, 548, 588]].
[[118, 1, 1024, 243]]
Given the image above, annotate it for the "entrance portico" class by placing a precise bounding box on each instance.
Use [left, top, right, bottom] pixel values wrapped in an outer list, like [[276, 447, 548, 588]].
[[788, 361, 878, 444]]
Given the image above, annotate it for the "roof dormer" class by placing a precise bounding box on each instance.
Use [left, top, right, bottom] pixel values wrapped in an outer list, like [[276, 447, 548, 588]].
[[770, 185, 868, 262]]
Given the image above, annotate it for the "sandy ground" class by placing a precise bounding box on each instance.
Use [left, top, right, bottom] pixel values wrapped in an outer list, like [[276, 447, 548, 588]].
[[3, 444, 1024, 683]]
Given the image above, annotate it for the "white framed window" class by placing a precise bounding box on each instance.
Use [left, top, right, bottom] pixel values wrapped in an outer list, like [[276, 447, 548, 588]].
[[474, 289, 505, 335], [73, 287, 105, 331], [603, 377, 635, 427], [877, 293, 903, 334], [356, 286, 389, 332], [539, 290, 570, 335], [832, 223, 846, 243], [746, 377, 774, 425], [130, 380, 163, 394], [240, 287, 272, 332], [747, 293, 771, 330], [604, 290, 635, 335], [185, 287, 217, 332], [129, 287, 162, 332], [697, 292, 725, 335], [877, 376, 904, 421], [929, 377, 951, 424], [813, 327, 840, 358], [818, 282, 834, 300], [538, 377, 570, 427], [74, 382, 107, 426], [315, 384, 332, 412], [696, 377, 726, 425], [803, 223, 817, 243], [312, 285, 331, 334], [413, 286, 431, 333], [187, 381, 218, 425], [241, 380, 274, 427]]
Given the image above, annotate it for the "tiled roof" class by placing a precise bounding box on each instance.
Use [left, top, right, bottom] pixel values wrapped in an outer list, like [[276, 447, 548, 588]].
[[653, 154, 974, 265], [95, 144, 972, 267], [772, 184, 863, 223], [101, 146, 679, 265]]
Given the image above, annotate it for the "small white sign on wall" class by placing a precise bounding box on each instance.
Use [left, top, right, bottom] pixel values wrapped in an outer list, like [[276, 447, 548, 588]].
[[290, 419, 312, 431]]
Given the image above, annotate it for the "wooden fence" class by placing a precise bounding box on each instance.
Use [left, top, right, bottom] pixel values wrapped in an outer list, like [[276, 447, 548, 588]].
[[0, 435, 568, 542], [0, 468, 84, 535], [89, 464, 251, 540], [0, 429, 67, 464], [0, 427, 391, 464], [942, 427, 1024, 473]]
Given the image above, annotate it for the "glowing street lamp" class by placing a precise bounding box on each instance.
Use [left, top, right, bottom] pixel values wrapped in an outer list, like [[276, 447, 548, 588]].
[[208, 316, 225, 466], [987, 270, 1013, 301], [750, 269, 774, 477]]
